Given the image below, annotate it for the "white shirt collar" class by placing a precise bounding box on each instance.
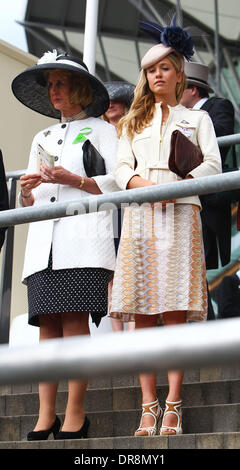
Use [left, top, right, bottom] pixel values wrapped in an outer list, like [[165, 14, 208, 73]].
[[193, 98, 208, 110]]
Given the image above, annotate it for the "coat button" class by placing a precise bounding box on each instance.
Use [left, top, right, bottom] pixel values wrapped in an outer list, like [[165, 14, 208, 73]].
[[54, 156, 59, 161], [61, 124, 66, 128], [58, 139, 63, 145], [50, 197, 56, 202]]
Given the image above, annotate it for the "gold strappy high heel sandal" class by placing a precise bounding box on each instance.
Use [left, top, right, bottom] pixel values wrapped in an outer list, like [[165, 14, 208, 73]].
[[135, 398, 162, 437], [160, 400, 182, 435]]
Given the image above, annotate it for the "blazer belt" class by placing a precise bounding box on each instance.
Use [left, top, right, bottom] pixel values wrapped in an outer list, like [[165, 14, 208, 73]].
[[145, 163, 169, 170]]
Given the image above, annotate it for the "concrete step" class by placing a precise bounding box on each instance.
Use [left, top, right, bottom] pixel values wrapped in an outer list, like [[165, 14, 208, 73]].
[[0, 403, 240, 442], [0, 432, 239, 449], [0, 379, 240, 417], [1, 363, 240, 450]]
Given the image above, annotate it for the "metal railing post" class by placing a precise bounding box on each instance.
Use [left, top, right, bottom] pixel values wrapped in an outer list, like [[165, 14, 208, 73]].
[[0, 178, 17, 344], [1, 317, 240, 385]]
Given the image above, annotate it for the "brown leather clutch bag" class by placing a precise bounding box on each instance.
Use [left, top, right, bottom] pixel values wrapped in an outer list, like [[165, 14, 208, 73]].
[[169, 130, 203, 178]]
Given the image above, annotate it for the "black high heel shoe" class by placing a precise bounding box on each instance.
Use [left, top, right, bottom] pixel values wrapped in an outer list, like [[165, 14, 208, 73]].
[[27, 416, 61, 441], [55, 416, 90, 440]]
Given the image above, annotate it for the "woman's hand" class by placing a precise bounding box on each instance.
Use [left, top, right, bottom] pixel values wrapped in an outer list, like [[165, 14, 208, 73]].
[[20, 173, 42, 193], [40, 164, 74, 185], [127, 175, 156, 189], [127, 175, 175, 207], [20, 173, 42, 206], [40, 164, 101, 194]]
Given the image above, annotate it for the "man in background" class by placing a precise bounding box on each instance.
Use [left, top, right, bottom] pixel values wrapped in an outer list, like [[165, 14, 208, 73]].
[[217, 269, 240, 319]]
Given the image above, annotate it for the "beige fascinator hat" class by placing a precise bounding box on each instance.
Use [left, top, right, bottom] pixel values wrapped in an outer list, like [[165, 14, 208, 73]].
[[184, 61, 214, 93], [140, 14, 194, 70], [141, 44, 174, 69]]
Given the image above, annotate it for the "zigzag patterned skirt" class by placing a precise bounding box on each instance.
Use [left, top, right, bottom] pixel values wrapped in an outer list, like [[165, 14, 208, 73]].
[[109, 203, 207, 323]]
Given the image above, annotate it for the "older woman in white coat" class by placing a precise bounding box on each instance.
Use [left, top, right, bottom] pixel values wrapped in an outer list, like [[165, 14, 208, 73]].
[[109, 17, 221, 436], [12, 51, 119, 440]]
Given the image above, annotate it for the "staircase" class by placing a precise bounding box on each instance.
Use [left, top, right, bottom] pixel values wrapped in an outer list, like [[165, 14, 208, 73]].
[[0, 364, 240, 449]]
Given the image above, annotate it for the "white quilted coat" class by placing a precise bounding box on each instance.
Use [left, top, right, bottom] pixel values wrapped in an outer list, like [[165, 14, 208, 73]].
[[20, 117, 120, 283]]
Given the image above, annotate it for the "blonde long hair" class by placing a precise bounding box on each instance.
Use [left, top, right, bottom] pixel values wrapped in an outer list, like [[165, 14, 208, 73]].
[[117, 52, 186, 139]]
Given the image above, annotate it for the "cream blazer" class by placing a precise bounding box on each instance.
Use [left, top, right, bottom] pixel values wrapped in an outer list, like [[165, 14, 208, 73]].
[[20, 117, 120, 283], [115, 103, 222, 206]]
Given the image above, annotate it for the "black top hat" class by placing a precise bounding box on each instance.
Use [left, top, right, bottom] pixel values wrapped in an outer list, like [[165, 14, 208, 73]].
[[104, 81, 135, 109], [11, 50, 110, 119]]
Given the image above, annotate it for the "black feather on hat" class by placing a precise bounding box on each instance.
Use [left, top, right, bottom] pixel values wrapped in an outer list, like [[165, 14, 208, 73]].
[[140, 13, 194, 62]]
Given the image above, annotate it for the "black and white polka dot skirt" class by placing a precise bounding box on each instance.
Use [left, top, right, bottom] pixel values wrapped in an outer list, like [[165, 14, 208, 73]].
[[27, 251, 113, 327]]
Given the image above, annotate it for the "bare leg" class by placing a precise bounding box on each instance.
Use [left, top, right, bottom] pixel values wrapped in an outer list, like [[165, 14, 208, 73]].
[[135, 314, 158, 429], [109, 279, 124, 332], [110, 317, 124, 332], [162, 311, 186, 433], [61, 311, 90, 431], [110, 317, 135, 332], [34, 314, 62, 431], [128, 321, 135, 331]]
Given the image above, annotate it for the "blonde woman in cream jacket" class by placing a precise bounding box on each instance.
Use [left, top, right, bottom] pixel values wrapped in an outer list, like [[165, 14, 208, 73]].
[[109, 19, 221, 437]]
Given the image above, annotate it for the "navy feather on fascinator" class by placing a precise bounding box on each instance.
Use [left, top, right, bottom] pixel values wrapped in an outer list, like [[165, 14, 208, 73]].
[[140, 14, 194, 62]]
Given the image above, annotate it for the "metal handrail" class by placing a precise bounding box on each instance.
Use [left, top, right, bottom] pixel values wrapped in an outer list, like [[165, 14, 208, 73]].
[[0, 171, 240, 228], [6, 169, 25, 181], [1, 317, 240, 385], [217, 133, 240, 147]]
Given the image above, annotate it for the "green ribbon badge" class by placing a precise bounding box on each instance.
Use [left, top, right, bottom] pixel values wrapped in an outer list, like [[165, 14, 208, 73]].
[[72, 127, 92, 144]]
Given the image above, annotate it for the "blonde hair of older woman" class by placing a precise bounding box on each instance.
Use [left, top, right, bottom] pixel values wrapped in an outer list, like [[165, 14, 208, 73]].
[[45, 69, 95, 109], [117, 51, 186, 139]]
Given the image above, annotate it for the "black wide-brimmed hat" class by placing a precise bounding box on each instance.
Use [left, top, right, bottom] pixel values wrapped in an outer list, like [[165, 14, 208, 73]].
[[11, 50, 110, 119], [104, 81, 135, 109]]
